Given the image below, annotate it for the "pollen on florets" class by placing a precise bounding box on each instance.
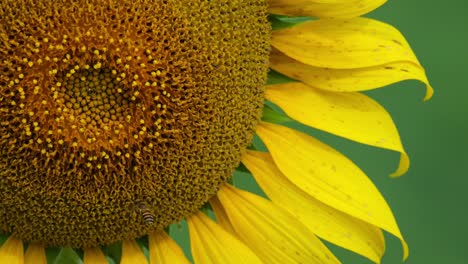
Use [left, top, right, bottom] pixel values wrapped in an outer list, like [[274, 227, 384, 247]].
[[0, 0, 270, 247]]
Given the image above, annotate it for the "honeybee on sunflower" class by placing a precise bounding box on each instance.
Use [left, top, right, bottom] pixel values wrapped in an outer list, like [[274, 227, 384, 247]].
[[0, 0, 432, 263]]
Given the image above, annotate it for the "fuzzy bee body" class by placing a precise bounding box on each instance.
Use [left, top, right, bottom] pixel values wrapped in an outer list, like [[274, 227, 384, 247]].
[[136, 201, 155, 225]]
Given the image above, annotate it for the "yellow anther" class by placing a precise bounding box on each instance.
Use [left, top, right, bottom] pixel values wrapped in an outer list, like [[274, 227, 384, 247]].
[[93, 62, 102, 69], [58, 139, 64, 145]]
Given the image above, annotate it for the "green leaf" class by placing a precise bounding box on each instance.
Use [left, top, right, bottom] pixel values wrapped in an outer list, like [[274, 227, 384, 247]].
[[261, 104, 292, 124], [0, 233, 9, 247], [53, 248, 83, 264], [102, 241, 122, 264], [235, 162, 250, 174], [106, 256, 117, 264], [269, 15, 314, 31], [136, 236, 150, 261], [267, 70, 296, 85], [46, 247, 61, 264]]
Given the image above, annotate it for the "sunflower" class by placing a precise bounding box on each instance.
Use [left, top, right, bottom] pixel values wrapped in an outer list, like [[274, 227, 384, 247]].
[[0, 0, 432, 263]]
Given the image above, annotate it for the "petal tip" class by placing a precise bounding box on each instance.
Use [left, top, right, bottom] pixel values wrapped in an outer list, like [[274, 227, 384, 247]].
[[423, 84, 434, 102], [390, 153, 410, 178]]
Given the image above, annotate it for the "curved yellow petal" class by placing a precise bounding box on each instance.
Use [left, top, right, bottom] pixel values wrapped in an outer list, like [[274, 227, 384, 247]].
[[217, 184, 341, 264], [83, 247, 108, 264], [270, 0, 386, 18], [271, 17, 420, 69], [210, 196, 237, 235], [187, 210, 262, 264], [265, 82, 409, 176], [270, 48, 433, 101], [121, 240, 148, 264], [148, 231, 190, 264], [256, 122, 409, 260], [0, 236, 23, 264], [242, 150, 385, 263], [25, 243, 47, 264]]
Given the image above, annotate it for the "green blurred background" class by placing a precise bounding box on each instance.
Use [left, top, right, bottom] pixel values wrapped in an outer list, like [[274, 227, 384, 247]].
[[363, 0, 467, 263], [173, 1, 468, 264], [331, 0, 467, 263]]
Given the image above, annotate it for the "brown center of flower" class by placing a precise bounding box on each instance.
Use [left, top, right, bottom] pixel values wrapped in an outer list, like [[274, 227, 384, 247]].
[[0, 0, 270, 247]]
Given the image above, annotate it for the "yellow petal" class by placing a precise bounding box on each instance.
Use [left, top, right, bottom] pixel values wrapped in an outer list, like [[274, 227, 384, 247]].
[[270, 48, 433, 101], [83, 247, 108, 264], [148, 231, 190, 264], [0, 236, 23, 264], [210, 196, 237, 235], [25, 243, 46, 264], [217, 184, 341, 264], [256, 122, 409, 259], [187, 210, 262, 264], [270, 0, 386, 18], [242, 150, 385, 263], [265, 82, 409, 176], [121, 240, 148, 264], [271, 17, 420, 69]]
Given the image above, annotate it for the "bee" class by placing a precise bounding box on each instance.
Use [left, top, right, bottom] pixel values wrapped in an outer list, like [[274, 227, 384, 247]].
[[135, 200, 155, 225]]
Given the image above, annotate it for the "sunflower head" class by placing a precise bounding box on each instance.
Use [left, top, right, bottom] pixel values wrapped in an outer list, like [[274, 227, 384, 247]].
[[0, 0, 433, 263], [0, 0, 270, 247]]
